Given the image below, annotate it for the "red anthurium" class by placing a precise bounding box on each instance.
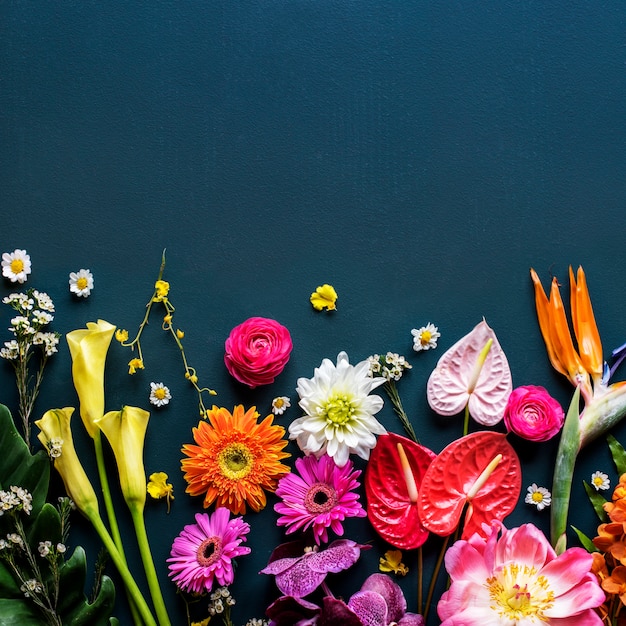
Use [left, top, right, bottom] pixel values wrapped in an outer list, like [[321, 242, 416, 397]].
[[365, 432, 436, 549], [427, 319, 512, 426], [417, 431, 521, 539]]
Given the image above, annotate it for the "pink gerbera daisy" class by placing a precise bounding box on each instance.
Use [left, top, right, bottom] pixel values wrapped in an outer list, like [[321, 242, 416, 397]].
[[167, 507, 251, 594], [274, 453, 366, 544]]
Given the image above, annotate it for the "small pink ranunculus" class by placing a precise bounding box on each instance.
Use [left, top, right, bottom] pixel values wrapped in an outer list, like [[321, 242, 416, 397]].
[[503, 384, 564, 442], [224, 317, 293, 388]]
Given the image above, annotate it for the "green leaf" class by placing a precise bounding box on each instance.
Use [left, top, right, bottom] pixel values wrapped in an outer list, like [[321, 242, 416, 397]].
[[0, 598, 45, 625], [583, 480, 609, 522], [571, 525, 598, 553], [607, 433, 626, 475]]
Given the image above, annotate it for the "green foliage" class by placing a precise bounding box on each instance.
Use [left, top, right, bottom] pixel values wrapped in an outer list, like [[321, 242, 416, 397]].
[[0, 404, 118, 625], [583, 480, 609, 523], [571, 526, 598, 553], [608, 433, 626, 475]]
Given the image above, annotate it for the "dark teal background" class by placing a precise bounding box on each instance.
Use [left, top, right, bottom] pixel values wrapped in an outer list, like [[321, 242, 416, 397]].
[[2, 2, 626, 624]]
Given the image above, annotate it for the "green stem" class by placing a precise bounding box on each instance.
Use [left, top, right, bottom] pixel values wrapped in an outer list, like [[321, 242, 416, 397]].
[[423, 534, 450, 624], [130, 505, 171, 626], [384, 380, 418, 442], [87, 510, 157, 626], [550, 387, 582, 553], [463, 403, 470, 437], [93, 431, 143, 626]]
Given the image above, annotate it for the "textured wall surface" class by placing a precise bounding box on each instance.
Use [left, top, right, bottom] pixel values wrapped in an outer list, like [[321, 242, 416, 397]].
[[2, 1, 626, 623]]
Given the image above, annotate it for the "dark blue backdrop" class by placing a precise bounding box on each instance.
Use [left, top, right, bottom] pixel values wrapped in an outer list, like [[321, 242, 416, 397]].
[[2, 1, 626, 624]]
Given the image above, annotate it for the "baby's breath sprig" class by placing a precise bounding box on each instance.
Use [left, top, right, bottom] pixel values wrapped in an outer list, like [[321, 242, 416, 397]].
[[116, 250, 217, 417], [1, 289, 60, 449], [368, 352, 417, 442]]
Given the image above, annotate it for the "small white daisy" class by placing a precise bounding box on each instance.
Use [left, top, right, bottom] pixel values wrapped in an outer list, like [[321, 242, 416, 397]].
[[69, 269, 94, 298], [411, 323, 440, 352], [591, 471, 610, 491], [2, 249, 31, 284], [525, 483, 551, 511], [271, 396, 291, 415], [149, 382, 171, 407]]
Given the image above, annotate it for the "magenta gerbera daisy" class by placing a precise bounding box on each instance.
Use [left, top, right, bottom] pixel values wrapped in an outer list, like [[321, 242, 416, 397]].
[[167, 507, 251, 594], [274, 453, 366, 544]]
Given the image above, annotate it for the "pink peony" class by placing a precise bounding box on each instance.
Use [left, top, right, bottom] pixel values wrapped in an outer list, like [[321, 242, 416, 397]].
[[224, 317, 293, 388], [438, 521, 604, 626], [503, 385, 565, 442]]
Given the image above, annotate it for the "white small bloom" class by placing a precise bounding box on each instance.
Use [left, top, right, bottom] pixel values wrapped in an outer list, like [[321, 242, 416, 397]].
[[271, 396, 291, 415], [38, 541, 52, 557], [525, 483, 552, 511], [33, 290, 55, 312], [411, 322, 440, 352], [56, 543, 66, 554], [289, 351, 387, 467], [591, 471, 611, 491], [20, 579, 42, 597], [0, 340, 19, 360], [2, 249, 31, 284], [69, 269, 94, 297], [149, 382, 171, 407], [42, 332, 60, 356], [32, 310, 53, 326]]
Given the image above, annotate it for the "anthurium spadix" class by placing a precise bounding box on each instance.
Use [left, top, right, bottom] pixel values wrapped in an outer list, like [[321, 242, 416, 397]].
[[365, 432, 436, 549], [67, 319, 116, 437], [427, 319, 512, 426], [417, 431, 521, 540]]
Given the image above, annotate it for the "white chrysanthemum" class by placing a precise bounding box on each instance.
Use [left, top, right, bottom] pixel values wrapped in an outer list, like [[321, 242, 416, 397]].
[[149, 382, 171, 407], [69, 269, 94, 297], [411, 322, 440, 352], [1, 250, 31, 284], [289, 351, 387, 467], [591, 470, 610, 491], [525, 483, 551, 510]]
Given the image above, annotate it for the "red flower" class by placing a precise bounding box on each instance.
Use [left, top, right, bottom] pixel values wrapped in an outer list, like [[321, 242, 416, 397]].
[[503, 384, 565, 442]]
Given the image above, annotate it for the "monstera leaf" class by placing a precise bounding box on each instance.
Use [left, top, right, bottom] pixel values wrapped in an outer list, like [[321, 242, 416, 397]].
[[0, 404, 118, 625]]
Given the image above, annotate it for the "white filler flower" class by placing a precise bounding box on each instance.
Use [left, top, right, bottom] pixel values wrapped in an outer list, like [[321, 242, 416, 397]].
[[69, 269, 94, 298]]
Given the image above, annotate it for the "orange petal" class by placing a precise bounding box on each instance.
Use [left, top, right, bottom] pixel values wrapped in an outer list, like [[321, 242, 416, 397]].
[[570, 265, 603, 379]]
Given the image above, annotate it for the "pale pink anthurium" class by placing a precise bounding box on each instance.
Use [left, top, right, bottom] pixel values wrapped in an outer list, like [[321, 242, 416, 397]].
[[427, 319, 512, 426]]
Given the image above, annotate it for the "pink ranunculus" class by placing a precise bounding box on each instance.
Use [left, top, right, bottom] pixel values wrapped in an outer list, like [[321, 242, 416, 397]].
[[438, 521, 605, 626], [224, 317, 293, 388], [503, 384, 565, 442]]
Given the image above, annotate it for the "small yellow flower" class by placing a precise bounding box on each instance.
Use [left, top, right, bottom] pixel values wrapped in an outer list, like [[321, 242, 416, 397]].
[[153, 279, 170, 302], [128, 358, 144, 375], [147, 472, 175, 513], [163, 313, 173, 325], [379, 549, 409, 576], [191, 619, 210, 626], [115, 329, 129, 343], [310, 284, 338, 311], [176, 329, 184, 339]]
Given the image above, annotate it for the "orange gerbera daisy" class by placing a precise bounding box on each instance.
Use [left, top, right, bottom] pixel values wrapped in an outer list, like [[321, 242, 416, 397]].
[[181, 405, 291, 515]]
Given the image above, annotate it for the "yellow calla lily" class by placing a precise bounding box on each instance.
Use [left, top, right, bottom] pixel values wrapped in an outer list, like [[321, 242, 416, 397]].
[[96, 406, 149, 510], [67, 319, 116, 437], [35, 407, 99, 517]]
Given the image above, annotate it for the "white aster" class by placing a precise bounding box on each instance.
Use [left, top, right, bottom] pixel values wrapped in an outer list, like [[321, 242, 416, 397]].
[[525, 483, 551, 510], [289, 351, 387, 467], [271, 396, 291, 415], [591, 470, 610, 491], [149, 382, 171, 407], [411, 322, 440, 352], [69, 269, 94, 298], [1, 249, 31, 284]]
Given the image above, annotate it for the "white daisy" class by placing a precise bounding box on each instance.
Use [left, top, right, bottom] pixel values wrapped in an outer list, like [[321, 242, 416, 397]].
[[149, 382, 171, 407], [2, 249, 31, 284], [271, 396, 291, 415], [411, 322, 440, 352], [289, 351, 387, 467], [524, 483, 551, 510], [591, 471, 610, 491], [69, 269, 94, 298]]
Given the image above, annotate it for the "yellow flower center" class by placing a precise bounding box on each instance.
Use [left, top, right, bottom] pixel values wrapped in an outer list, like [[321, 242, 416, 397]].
[[218, 443, 253, 479], [593, 476, 604, 487], [420, 330, 432, 344], [76, 277, 88, 290], [532, 491, 544, 503], [154, 388, 167, 400], [274, 398, 285, 409], [322, 393, 356, 425], [10, 259, 24, 273], [487, 563, 554, 621]]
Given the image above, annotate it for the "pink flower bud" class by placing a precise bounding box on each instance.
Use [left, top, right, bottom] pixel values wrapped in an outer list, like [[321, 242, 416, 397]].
[[503, 385, 564, 442], [224, 317, 293, 388]]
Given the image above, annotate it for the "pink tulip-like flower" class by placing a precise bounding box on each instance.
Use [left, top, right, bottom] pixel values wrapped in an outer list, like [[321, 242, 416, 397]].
[[224, 317, 293, 388], [503, 385, 565, 442], [437, 521, 604, 626]]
